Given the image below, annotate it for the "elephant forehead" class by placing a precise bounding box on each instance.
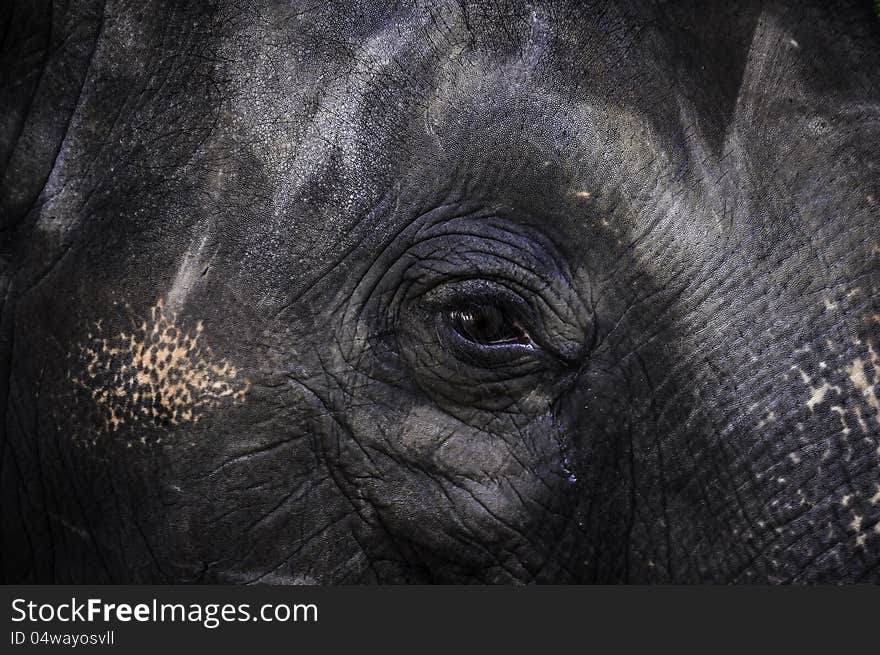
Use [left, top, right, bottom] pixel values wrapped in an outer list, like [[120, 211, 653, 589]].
[[219, 1, 678, 208]]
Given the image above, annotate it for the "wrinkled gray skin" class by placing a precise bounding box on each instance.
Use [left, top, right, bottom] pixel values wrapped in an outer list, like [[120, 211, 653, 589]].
[[1, 0, 879, 583]]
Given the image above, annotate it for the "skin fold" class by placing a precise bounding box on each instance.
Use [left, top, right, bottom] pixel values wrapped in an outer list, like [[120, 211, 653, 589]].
[[1, 0, 879, 583]]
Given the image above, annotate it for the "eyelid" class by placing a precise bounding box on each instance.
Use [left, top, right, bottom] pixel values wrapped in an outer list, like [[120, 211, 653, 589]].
[[419, 279, 534, 317]]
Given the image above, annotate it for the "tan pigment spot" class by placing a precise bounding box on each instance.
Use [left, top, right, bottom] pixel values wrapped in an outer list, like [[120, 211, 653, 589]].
[[790, 297, 880, 438], [70, 298, 249, 435], [779, 288, 880, 550], [847, 348, 880, 425]]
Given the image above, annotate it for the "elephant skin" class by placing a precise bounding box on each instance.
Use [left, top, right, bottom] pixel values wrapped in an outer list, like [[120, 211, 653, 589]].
[[1, 0, 879, 583]]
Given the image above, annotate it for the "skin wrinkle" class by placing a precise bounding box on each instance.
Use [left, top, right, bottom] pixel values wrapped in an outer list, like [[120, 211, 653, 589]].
[[383, 220, 587, 324], [326, 270, 576, 576], [20, 379, 115, 581]]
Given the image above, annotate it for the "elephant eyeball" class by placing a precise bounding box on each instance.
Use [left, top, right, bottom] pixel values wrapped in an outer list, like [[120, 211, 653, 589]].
[[446, 305, 534, 348]]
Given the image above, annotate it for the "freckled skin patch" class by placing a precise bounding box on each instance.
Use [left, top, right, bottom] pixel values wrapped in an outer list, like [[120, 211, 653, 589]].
[[782, 295, 880, 551], [69, 298, 249, 440]]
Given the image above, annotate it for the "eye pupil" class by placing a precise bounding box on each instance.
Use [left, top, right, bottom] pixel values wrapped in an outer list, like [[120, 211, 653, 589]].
[[448, 306, 531, 346]]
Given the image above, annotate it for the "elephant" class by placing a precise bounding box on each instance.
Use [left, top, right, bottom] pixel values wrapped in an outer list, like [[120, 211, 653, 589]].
[[1, 0, 879, 584]]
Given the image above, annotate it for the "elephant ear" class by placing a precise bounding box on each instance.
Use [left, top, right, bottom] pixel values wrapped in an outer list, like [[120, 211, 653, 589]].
[[0, 0, 104, 238]]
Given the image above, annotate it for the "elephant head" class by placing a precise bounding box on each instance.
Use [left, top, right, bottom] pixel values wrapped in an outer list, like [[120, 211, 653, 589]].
[[1, 0, 879, 583]]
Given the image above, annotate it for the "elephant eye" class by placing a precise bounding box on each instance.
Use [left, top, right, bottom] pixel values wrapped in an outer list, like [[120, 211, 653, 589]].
[[445, 304, 534, 348]]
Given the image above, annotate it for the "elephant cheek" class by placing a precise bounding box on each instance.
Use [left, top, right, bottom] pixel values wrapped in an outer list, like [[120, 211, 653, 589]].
[[327, 399, 579, 581], [65, 298, 250, 444]]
